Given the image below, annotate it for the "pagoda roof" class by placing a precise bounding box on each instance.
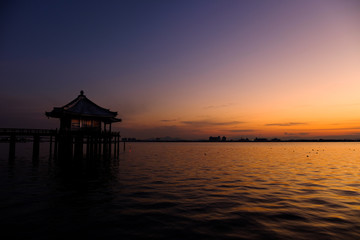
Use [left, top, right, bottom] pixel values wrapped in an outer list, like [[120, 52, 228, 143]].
[[46, 91, 122, 122]]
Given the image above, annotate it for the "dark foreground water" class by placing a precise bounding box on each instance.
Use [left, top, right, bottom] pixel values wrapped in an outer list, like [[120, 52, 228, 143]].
[[1, 142, 360, 239]]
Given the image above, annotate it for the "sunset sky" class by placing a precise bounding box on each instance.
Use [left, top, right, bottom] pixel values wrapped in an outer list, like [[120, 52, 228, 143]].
[[1, 0, 360, 140]]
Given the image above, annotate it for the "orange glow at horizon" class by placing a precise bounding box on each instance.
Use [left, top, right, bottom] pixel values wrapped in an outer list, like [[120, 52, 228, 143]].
[[2, 1, 360, 140]]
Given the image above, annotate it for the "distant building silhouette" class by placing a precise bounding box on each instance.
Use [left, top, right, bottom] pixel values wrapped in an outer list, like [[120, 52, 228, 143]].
[[209, 136, 220, 142], [238, 138, 250, 142], [254, 137, 268, 142], [209, 136, 226, 142]]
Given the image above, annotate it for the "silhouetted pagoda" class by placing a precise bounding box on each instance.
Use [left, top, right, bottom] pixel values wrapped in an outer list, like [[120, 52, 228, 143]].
[[46, 90, 121, 132]]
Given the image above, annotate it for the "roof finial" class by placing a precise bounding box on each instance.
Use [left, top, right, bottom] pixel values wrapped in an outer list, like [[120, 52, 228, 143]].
[[80, 90, 84, 96]]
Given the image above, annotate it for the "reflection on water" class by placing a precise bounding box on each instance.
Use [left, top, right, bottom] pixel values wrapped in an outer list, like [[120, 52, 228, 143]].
[[0, 142, 360, 239]]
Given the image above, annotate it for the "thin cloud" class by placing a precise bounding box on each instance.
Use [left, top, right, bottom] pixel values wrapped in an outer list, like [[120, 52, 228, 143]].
[[284, 132, 309, 136], [319, 127, 360, 131], [204, 103, 233, 109], [226, 129, 255, 132], [181, 120, 244, 126], [161, 119, 177, 122], [265, 122, 307, 127], [348, 132, 360, 135]]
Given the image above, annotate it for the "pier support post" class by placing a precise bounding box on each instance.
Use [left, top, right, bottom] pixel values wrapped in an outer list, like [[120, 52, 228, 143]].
[[32, 135, 40, 161], [103, 135, 107, 158], [74, 134, 83, 160], [58, 134, 73, 160], [98, 136, 101, 157], [9, 134, 16, 161], [114, 135, 117, 157], [49, 135, 53, 160], [93, 136, 98, 157], [109, 136, 112, 158], [86, 136, 90, 158], [54, 135, 58, 160], [117, 135, 120, 157], [90, 136, 94, 158]]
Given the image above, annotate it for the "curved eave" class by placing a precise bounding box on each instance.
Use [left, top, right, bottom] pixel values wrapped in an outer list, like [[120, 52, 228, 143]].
[[104, 118, 122, 124], [45, 111, 61, 118], [45, 110, 117, 119]]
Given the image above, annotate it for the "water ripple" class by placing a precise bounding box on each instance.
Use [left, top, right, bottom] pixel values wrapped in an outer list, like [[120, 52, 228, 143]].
[[1, 142, 360, 239]]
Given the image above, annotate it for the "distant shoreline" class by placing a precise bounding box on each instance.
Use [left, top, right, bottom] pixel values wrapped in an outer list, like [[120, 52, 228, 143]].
[[123, 139, 360, 143]]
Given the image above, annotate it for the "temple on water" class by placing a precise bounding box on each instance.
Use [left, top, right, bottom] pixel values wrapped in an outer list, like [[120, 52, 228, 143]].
[[45, 91, 121, 132]]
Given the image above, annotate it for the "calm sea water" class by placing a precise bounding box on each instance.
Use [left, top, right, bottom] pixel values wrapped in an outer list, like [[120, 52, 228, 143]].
[[0, 142, 359, 239]]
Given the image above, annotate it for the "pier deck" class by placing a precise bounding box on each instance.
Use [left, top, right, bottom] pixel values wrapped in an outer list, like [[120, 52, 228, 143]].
[[0, 128, 121, 160]]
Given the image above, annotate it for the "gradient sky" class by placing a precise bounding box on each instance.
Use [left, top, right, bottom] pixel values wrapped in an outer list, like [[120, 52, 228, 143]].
[[1, 0, 360, 139]]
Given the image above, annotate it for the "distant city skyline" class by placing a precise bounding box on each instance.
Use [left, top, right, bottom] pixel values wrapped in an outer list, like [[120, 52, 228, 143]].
[[1, 0, 360, 140]]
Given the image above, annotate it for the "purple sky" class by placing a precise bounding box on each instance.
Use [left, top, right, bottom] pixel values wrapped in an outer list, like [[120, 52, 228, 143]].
[[1, 0, 360, 139]]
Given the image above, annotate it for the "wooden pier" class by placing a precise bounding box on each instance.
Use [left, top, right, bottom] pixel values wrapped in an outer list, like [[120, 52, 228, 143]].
[[0, 128, 122, 161]]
